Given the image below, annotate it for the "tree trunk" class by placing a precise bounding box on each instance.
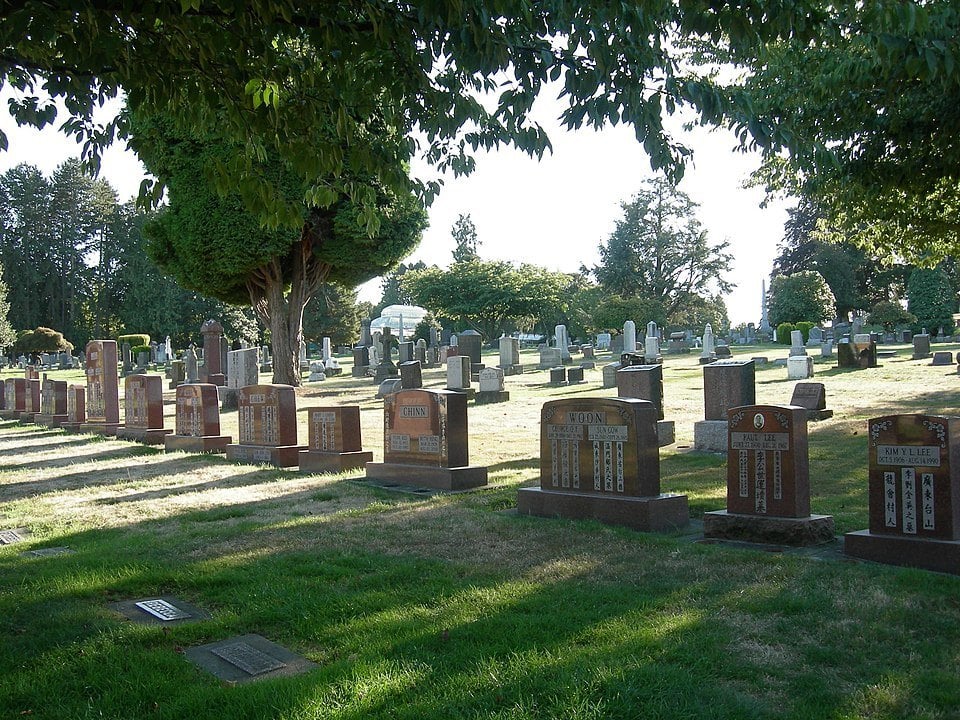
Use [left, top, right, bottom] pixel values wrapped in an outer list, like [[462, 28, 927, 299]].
[[246, 215, 332, 387]]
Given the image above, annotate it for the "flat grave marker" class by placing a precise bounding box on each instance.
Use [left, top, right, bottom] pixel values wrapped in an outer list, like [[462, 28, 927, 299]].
[[184, 634, 318, 685], [111, 595, 211, 625]]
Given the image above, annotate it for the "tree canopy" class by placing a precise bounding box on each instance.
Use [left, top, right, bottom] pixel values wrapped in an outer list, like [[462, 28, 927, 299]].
[[590, 176, 732, 323], [767, 271, 836, 327], [0, 1, 833, 229]]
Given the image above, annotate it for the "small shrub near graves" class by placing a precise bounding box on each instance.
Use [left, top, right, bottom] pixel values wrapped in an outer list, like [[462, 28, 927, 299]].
[[12, 326, 74, 354], [776, 322, 796, 345], [132, 344, 151, 356], [795, 321, 814, 343], [118, 333, 151, 348]]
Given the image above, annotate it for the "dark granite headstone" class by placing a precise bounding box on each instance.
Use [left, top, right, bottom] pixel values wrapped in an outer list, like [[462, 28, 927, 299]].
[[298, 406, 372, 473], [789, 382, 833, 420], [845, 414, 960, 574], [517, 397, 688, 531], [399, 360, 423, 389]]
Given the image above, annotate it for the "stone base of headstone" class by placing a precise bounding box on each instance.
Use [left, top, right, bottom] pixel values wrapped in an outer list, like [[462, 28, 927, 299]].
[[204, 373, 226, 386], [18, 412, 38, 423], [843, 530, 960, 575], [165, 434, 231, 454], [787, 355, 814, 379], [0, 410, 22, 420], [656, 420, 675, 447], [299, 449, 373, 474], [116, 427, 174, 445], [168, 380, 182, 390], [517, 488, 689, 532], [703, 510, 835, 546], [364, 462, 488, 491], [351, 366, 371, 378], [804, 408, 834, 421], [698, 355, 716, 365], [376, 378, 403, 398], [447, 387, 476, 399], [35, 413, 69, 428], [226, 443, 307, 468], [58, 421, 84, 433], [912, 352, 932, 360], [77, 422, 123, 436], [500, 364, 524, 376], [693, 420, 728, 452], [474, 390, 510, 405]]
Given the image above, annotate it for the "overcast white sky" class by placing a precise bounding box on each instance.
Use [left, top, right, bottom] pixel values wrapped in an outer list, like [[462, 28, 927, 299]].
[[0, 90, 789, 327]]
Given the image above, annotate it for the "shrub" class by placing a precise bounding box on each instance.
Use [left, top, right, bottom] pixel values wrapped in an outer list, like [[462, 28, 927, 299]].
[[131, 344, 151, 356], [776, 322, 795, 345], [12, 327, 74, 355], [118, 333, 150, 348]]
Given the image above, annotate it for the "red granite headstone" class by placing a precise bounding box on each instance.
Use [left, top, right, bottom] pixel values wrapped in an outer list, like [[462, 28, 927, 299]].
[[19, 378, 41, 422], [298, 406, 372, 473], [200, 319, 226, 386], [117, 374, 171, 444], [165, 383, 230, 453], [36, 378, 68, 427], [80, 340, 121, 434], [225, 384, 304, 466], [60, 385, 86, 432], [365, 388, 487, 490], [517, 397, 688, 531], [702, 405, 834, 545], [845, 414, 960, 574], [0, 378, 26, 419]]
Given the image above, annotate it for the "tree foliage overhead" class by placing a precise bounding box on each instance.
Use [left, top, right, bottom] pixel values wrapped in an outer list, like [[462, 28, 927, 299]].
[[0, 1, 832, 227], [738, 2, 960, 264], [591, 176, 733, 320]]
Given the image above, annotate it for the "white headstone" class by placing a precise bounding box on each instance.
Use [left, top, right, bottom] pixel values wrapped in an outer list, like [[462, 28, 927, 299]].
[[790, 329, 807, 356], [446, 355, 471, 389], [644, 321, 659, 358], [478, 367, 505, 393], [322, 337, 332, 361], [701, 324, 715, 358], [623, 320, 637, 353], [555, 324, 571, 362]]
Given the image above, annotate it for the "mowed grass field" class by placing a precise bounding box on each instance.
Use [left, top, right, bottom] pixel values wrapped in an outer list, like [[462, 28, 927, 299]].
[[1, 342, 959, 719]]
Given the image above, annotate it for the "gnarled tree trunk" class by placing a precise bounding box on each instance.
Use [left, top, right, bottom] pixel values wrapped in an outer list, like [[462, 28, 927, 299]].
[[246, 215, 331, 387]]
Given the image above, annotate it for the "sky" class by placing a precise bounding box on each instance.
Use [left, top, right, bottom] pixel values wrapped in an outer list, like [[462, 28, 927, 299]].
[[0, 91, 790, 327]]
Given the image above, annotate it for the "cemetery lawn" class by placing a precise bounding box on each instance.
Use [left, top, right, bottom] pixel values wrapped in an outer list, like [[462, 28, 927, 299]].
[[2, 344, 960, 719]]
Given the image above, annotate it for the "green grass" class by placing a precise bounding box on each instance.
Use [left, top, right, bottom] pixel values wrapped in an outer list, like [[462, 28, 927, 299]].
[[2, 343, 960, 719]]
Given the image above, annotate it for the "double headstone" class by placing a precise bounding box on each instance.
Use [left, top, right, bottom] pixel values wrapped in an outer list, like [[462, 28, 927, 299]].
[[845, 415, 960, 574], [837, 334, 877, 369], [1, 378, 28, 419], [165, 384, 231, 453], [36, 378, 68, 427], [298, 407, 373, 473], [703, 405, 835, 545], [517, 398, 689, 531], [225, 384, 306, 467], [365, 388, 488, 490]]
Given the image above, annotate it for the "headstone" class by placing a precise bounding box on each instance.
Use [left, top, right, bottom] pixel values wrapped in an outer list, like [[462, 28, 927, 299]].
[[399, 360, 423, 389], [168, 360, 186, 390], [79, 340, 121, 435], [225, 385, 306, 467], [165, 336, 173, 362], [595, 333, 612, 350], [376, 378, 403, 398], [19, 378, 40, 422], [36, 378, 68, 427], [932, 351, 953, 366], [307, 360, 326, 382], [837, 334, 877, 369], [549, 367, 567, 385], [555, 325, 572, 362], [59, 385, 86, 432], [445, 355, 473, 398], [117, 374, 171, 444], [845, 414, 960, 574], [610, 335, 624, 355], [616, 365, 674, 446], [601, 362, 622, 389], [567, 366, 584, 384], [475, 367, 510, 404], [620, 352, 646, 367], [223, 347, 260, 410], [703, 405, 835, 545], [184, 346, 200, 383], [622, 320, 637, 354], [538, 347, 562, 370], [415, 339, 428, 366], [298, 406, 373, 473], [807, 326, 823, 348], [787, 355, 814, 380], [365, 388, 488, 490], [458, 330, 483, 370], [121, 342, 133, 376], [498, 337, 523, 375], [644, 321, 661, 363], [517, 398, 689, 531], [789, 382, 833, 420], [581, 344, 595, 360], [820, 341, 834, 358], [372, 326, 399, 383], [360, 318, 373, 347], [789, 329, 807, 357], [913, 333, 932, 359], [0, 378, 26, 419], [322, 337, 333, 363], [759, 279, 771, 337], [197, 320, 226, 385], [694, 360, 756, 452], [699, 323, 716, 364], [352, 346, 371, 377], [165, 383, 231, 453], [398, 341, 414, 364]]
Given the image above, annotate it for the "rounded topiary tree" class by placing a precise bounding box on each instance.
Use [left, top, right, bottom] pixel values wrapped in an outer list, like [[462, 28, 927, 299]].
[[776, 322, 796, 345], [12, 327, 74, 356]]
